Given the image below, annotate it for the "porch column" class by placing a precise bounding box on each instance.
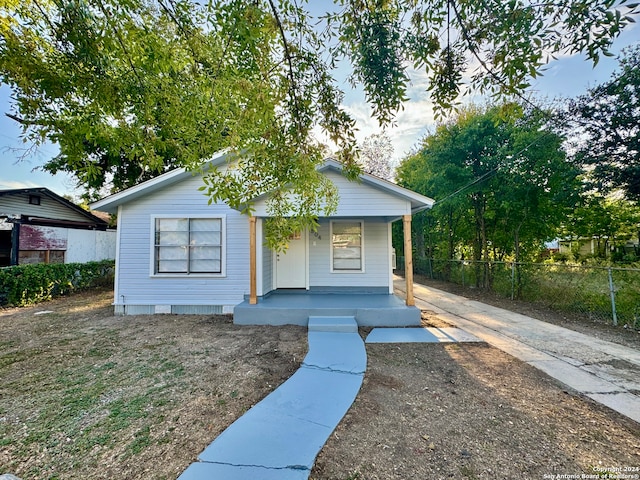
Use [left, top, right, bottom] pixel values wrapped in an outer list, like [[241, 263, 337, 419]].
[[403, 214, 414, 306], [249, 216, 257, 305]]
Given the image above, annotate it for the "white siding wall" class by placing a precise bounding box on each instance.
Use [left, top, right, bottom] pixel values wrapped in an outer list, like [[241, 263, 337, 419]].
[[116, 175, 249, 310], [309, 218, 390, 288], [262, 225, 274, 295], [326, 172, 410, 217], [66, 229, 116, 263], [251, 171, 411, 217], [0, 193, 94, 223]]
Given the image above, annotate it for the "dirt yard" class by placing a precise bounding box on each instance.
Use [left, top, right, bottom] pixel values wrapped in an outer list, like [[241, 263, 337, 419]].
[[1, 287, 639, 480]]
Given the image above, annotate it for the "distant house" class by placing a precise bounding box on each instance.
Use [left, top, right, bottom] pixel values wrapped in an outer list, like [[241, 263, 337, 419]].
[[558, 237, 600, 257], [90, 154, 434, 325], [558, 236, 639, 259], [0, 187, 116, 266]]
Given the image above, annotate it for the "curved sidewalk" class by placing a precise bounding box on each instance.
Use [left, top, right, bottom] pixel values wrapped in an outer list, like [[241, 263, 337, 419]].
[[177, 321, 366, 480], [395, 278, 640, 424]]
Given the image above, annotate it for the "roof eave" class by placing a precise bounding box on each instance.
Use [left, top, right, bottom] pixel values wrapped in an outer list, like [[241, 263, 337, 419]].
[[89, 154, 436, 215], [0, 187, 108, 226]]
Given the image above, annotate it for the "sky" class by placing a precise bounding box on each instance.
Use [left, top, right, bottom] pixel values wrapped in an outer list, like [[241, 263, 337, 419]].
[[0, 15, 638, 199]]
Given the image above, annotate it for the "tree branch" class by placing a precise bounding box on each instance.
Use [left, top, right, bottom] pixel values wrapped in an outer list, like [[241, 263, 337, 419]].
[[449, 0, 539, 112], [5, 112, 36, 126], [157, 0, 203, 71], [92, 0, 145, 88], [266, 0, 304, 132], [32, 0, 58, 41]]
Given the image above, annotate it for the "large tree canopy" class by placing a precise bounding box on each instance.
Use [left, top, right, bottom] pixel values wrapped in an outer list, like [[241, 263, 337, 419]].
[[1, 0, 637, 246], [327, 0, 638, 120], [0, 0, 357, 247], [397, 104, 581, 263], [564, 44, 640, 201]]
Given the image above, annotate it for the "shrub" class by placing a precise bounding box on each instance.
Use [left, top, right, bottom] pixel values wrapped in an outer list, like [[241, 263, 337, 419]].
[[548, 252, 571, 264], [0, 260, 114, 306]]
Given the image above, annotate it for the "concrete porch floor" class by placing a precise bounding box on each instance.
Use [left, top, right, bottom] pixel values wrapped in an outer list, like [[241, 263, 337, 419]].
[[233, 291, 421, 327]]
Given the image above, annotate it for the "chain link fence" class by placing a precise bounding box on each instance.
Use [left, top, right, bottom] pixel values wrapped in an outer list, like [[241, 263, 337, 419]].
[[397, 257, 640, 327]]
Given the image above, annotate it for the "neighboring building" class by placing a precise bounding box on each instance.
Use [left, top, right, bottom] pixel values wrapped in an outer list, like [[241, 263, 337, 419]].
[[90, 154, 434, 325], [558, 236, 639, 259], [0, 187, 116, 266], [558, 237, 601, 257]]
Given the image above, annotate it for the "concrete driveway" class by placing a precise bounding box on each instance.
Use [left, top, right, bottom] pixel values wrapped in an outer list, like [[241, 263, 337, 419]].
[[395, 278, 640, 424]]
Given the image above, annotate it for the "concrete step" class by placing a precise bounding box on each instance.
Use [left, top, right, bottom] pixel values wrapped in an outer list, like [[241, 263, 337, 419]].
[[308, 316, 358, 333]]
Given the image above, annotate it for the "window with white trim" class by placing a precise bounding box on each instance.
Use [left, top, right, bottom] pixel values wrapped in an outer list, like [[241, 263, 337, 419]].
[[331, 221, 363, 271], [154, 217, 223, 275]]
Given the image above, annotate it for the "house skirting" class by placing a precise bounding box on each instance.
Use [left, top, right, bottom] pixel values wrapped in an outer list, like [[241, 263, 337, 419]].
[[112, 291, 421, 327], [114, 304, 230, 315]]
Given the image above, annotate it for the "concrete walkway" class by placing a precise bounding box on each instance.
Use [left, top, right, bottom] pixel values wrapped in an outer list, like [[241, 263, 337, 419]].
[[366, 326, 481, 343], [177, 317, 366, 480], [395, 278, 640, 424]]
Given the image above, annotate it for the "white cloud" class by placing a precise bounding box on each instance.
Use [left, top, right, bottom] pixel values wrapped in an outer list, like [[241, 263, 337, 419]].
[[0, 178, 40, 190], [339, 66, 439, 166], [339, 99, 433, 168], [0, 170, 79, 197], [340, 63, 473, 167]]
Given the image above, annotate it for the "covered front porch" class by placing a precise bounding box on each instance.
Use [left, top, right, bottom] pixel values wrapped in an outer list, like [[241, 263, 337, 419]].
[[241, 160, 434, 327], [241, 212, 420, 327], [233, 285, 421, 326]]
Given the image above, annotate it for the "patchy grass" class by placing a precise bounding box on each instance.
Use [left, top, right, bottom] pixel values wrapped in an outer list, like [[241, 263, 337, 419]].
[[0, 288, 307, 479], [2, 287, 639, 480]]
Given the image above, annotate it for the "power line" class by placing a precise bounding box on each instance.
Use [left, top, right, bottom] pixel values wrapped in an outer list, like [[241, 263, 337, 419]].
[[434, 167, 500, 205]]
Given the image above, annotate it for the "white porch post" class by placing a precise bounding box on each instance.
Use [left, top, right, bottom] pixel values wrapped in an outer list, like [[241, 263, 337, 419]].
[[403, 214, 415, 306]]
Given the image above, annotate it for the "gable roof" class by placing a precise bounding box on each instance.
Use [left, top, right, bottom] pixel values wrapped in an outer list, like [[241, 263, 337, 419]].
[[319, 158, 434, 214], [0, 187, 110, 229], [89, 152, 434, 216], [89, 150, 230, 214]]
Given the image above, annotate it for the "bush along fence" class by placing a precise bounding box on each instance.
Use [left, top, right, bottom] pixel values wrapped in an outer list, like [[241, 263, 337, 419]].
[[0, 260, 115, 307], [397, 257, 640, 328]]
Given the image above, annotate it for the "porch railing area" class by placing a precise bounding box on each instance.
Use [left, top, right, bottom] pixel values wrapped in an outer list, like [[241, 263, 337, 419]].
[[396, 257, 640, 328]]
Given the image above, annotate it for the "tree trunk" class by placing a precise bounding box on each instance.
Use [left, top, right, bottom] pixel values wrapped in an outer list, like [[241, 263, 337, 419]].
[[414, 215, 426, 258], [514, 226, 521, 298], [472, 193, 487, 287], [447, 210, 455, 260]]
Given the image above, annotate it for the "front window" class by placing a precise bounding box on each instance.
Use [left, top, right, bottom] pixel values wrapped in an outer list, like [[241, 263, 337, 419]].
[[331, 221, 363, 271], [154, 217, 223, 275]]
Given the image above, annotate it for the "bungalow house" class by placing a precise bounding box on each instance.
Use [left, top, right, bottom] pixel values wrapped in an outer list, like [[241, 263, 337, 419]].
[[0, 187, 115, 266], [90, 153, 434, 326]]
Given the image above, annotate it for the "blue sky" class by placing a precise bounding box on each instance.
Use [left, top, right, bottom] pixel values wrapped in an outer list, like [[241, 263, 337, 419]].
[[0, 21, 638, 199]]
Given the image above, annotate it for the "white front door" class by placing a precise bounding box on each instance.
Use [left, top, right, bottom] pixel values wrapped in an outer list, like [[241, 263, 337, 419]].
[[276, 231, 307, 288]]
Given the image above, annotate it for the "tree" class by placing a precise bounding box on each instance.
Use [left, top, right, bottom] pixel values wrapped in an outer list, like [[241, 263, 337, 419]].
[[1, 0, 636, 248], [564, 196, 640, 260], [326, 0, 638, 121], [397, 104, 580, 270], [0, 0, 357, 248], [489, 108, 582, 262], [564, 45, 640, 201], [2, 0, 264, 192], [358, 132, 394, 180]]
